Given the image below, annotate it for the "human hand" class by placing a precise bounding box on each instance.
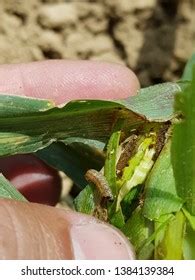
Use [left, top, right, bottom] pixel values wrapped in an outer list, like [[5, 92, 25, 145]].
[[0, 60, 139, 259]]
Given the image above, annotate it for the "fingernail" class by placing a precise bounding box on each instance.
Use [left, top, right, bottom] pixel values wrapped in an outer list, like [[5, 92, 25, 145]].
[[70, 220, 135, 260]]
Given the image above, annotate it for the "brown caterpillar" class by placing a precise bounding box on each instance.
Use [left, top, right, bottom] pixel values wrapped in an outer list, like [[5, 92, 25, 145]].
[[85, 169, 113, 201]]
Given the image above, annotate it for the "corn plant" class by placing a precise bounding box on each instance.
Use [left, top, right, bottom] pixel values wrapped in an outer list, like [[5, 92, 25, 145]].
[[0, 54, 195, 259]]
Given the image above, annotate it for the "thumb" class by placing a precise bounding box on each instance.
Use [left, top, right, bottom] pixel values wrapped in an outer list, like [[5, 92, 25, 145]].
[[0, 199, 135, 260]]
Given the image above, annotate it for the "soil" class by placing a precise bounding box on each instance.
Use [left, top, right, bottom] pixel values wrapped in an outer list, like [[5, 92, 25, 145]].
[[0, 0, 194, 86]]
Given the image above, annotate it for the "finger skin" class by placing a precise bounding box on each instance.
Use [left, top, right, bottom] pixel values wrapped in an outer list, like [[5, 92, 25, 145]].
[[0, 60, 140, 104], [0, 199, 72, 259], [0, 199, 135, 260]]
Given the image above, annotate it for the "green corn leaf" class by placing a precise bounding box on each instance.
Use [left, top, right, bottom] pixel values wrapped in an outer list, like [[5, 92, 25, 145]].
[[110, 206, 125, 229], [119, 82, 181, 121], [171, 70, 195, 215], [122, 206, 151, 252], [0, 95, 53, 116], [143, 140, 183, 220], [138, 244, 154, 260], [157, 211, 185, 260], [0, 174, 27, 201], [183, 225, 195, 260], [182, 53, 195, 81], [182, 208, 195, 231], [139, 214, 173, 260], [37, 142, 104, 189], [0, 82, 181, 157], [121, 187, 141, 220], [0, 97, 142, 157], [154, 214, 174, 259], [74, 184, 96, 214]]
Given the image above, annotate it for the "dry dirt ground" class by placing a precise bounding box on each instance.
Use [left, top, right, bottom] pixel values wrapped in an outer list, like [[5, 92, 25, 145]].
[[0, 0, 194, 86]]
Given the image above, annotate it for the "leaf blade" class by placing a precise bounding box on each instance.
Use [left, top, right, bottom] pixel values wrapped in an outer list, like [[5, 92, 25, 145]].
[[0, 82, 181, 157], [119, 82, 182, 121], [182, 53, 195, 81], [171, 70, 195, 215], [0, 174, 27, 201], [143, 140, 183, 220]]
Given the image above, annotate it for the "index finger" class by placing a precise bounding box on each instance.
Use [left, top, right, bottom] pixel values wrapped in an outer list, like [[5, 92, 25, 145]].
[[0, 60, 139, 104]]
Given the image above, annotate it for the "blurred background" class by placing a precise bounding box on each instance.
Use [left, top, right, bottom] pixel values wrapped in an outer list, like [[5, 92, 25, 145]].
[[0, 0, 194, 86]]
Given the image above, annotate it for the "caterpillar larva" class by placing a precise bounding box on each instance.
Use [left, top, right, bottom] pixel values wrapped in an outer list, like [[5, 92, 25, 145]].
[[85, 169, 113, 201]]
